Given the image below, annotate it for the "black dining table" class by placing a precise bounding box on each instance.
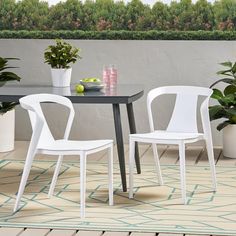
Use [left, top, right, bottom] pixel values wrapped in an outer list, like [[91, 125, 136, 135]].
[[0, 84, 144, 192]]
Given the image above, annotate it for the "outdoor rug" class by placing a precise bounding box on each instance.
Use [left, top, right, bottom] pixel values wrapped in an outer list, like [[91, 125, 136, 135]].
[[0, 159, 236, 235]]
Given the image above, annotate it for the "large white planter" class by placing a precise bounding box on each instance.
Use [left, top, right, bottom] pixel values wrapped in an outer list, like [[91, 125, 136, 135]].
[[51, 68, 72, 87], [0, 109, 15, 152], [223, 124, 236, 158]]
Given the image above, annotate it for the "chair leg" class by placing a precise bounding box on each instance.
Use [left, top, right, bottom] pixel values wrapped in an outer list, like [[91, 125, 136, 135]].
[[129, 139, 135, 199], [48, 155, 64, 198], [14, 151, 35, 212], [80, 152, 86, 218], [152, 143, 163, 185], [179, 141, 187, 204], [108, 145, 113, 206], [205, 139, 217, 191]]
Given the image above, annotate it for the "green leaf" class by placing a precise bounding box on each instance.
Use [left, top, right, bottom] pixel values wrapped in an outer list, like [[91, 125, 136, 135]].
[[218, 94, 235, 107], [230, 115, 236, 123], [0, 102, 18, 114], [209, 105, 226, 121], [224, 85, 236, 96], [0, 66, 18, 72], [217, 120, 231, 131], [0, 72, 21, 82], [219, 61, 232, 68], [232, 62, 236, 74], [225, 107, 236, 116], [211, 88, 223, 100]]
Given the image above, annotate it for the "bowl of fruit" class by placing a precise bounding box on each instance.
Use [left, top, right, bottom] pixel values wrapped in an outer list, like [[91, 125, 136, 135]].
[[79, 77, 104, 91]]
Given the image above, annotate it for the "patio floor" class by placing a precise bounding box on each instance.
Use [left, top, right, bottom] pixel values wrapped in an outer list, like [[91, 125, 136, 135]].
[[0, 141, 235, 236]]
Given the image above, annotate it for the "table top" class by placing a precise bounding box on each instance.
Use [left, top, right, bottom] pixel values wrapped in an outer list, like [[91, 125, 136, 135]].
[[0, 84, 144, 104]]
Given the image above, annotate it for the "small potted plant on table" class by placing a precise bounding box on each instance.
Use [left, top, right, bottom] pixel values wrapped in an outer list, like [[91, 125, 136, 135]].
[[44, 39, 81, 87], [209, 61, 236, 158], [0, 57, 21, 152]]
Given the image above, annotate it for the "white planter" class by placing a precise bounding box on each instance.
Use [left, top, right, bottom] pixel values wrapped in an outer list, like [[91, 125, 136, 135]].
[[52, 87, 71, 96], [51, 68, 72, 87], [0, 109, 15, 152], [223, 124, 236, 158]]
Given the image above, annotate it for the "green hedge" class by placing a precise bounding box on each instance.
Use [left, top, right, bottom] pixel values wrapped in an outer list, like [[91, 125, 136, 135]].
[[0, 30, 236, 40], [0, 0, 236, 31]]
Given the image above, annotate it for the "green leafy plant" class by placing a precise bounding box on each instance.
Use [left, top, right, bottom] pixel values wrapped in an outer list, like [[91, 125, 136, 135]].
[[209, 61, 236, 130], [0, 57, 21, 114], [1, 30, 236, 40], [1, 0, 236, 31], [44, 39, 81, 69]]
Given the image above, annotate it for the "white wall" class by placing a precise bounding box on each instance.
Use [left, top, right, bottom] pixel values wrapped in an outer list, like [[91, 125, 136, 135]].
[[0, 39, 236, 146]]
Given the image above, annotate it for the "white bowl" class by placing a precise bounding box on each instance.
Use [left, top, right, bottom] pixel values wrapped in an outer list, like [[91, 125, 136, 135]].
[[80, 80, 104, 91]]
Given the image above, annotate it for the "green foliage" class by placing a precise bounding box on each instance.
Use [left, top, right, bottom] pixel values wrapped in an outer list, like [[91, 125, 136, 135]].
[[0, 57, 21, 114], [0, 0, 16, 30], [48, 0, 83, 30], [152, 2, 171, 30], [191, 0, 214, 30], [213, 0, 236, 30], [0, 30, 236, 40], [0, 102, 18, 114], [0, 57, 21, 83], [13, 0, 49, 30], [0, 0, 235, 31], [44, 39, 81, 68], [209, 61, 236, 131]]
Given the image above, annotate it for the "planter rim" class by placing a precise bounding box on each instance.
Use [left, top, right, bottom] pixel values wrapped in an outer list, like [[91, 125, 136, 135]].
[[51, 67, 72, 70], [224, 124, 236, 128]]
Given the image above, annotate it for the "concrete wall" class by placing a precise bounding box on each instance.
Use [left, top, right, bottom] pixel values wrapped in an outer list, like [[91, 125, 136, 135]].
[[0, 39, 236, 146]]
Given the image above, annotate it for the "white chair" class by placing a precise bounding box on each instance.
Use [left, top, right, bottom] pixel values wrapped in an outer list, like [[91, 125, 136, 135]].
[[14, 93, 113, 218], [129, 86, 217, 204]]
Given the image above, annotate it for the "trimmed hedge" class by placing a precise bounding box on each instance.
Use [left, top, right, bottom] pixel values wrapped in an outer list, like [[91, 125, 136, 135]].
[[1, 0, 236, 31], [0, 30, 236, 40]]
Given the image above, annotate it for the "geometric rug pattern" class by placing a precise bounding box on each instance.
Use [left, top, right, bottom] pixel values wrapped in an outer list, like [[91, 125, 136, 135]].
[[0, 159, 236, 235]]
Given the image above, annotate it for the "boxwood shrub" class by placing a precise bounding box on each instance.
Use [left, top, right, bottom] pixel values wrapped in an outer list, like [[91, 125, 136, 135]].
[[0, 30, 236, 40]]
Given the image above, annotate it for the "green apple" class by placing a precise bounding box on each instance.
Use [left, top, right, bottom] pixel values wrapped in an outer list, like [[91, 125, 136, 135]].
[[93, 78, 101, 82], [75, 84, 84, 93], [82, 77, 101, 83]]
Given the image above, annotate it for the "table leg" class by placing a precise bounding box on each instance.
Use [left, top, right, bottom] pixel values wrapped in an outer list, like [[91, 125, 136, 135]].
[[112, 104, 127, 192], [126, 103, 141, 174]]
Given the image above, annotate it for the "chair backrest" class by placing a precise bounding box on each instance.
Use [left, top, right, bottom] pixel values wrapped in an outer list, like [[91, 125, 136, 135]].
[[19, 93, 75, 147], [147, 86, 213, 134]]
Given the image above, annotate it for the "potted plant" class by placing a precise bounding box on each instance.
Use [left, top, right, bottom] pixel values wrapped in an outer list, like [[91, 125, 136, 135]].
[[0, 57, 21, 152], [209, 61, 236, 158], [44, 39, 81, 87]]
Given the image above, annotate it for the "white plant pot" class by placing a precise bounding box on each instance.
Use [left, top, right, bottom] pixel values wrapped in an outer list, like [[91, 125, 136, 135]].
[[223, 124, 236, 158], [0, 109, 15, 152], [51, 68, 72, 87]]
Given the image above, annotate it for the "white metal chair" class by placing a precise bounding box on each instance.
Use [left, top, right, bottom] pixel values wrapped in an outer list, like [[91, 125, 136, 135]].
[[14, 93, 113, 218], [129, 86, 217, 204]]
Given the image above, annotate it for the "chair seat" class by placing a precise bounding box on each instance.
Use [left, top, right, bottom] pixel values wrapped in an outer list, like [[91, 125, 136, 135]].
[[130, 130, 204, 141], [38, 139, 113, 152]]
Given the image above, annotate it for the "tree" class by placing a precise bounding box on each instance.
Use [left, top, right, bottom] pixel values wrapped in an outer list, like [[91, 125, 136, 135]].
[[191, 0, 215, 30], [169, 0, 194, 30], [14, 0, 48, 30], [0, 0, 16, 30], [82, 0, 97, 30], [125, 0, 152, 30], [152, 1, 171, 30], [48, 0, 84, 30], [213, 0, 236, 30]]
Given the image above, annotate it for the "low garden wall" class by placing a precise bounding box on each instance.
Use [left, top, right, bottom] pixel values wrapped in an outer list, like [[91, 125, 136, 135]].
[[1, 38, 236, 146]]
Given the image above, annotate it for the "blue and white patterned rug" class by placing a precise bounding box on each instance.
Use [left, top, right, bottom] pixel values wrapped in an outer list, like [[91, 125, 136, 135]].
[[0, 159, 235, 235]]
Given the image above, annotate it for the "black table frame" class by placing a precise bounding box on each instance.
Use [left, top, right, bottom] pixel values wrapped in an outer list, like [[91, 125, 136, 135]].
[[0, 85, 144, 192]]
